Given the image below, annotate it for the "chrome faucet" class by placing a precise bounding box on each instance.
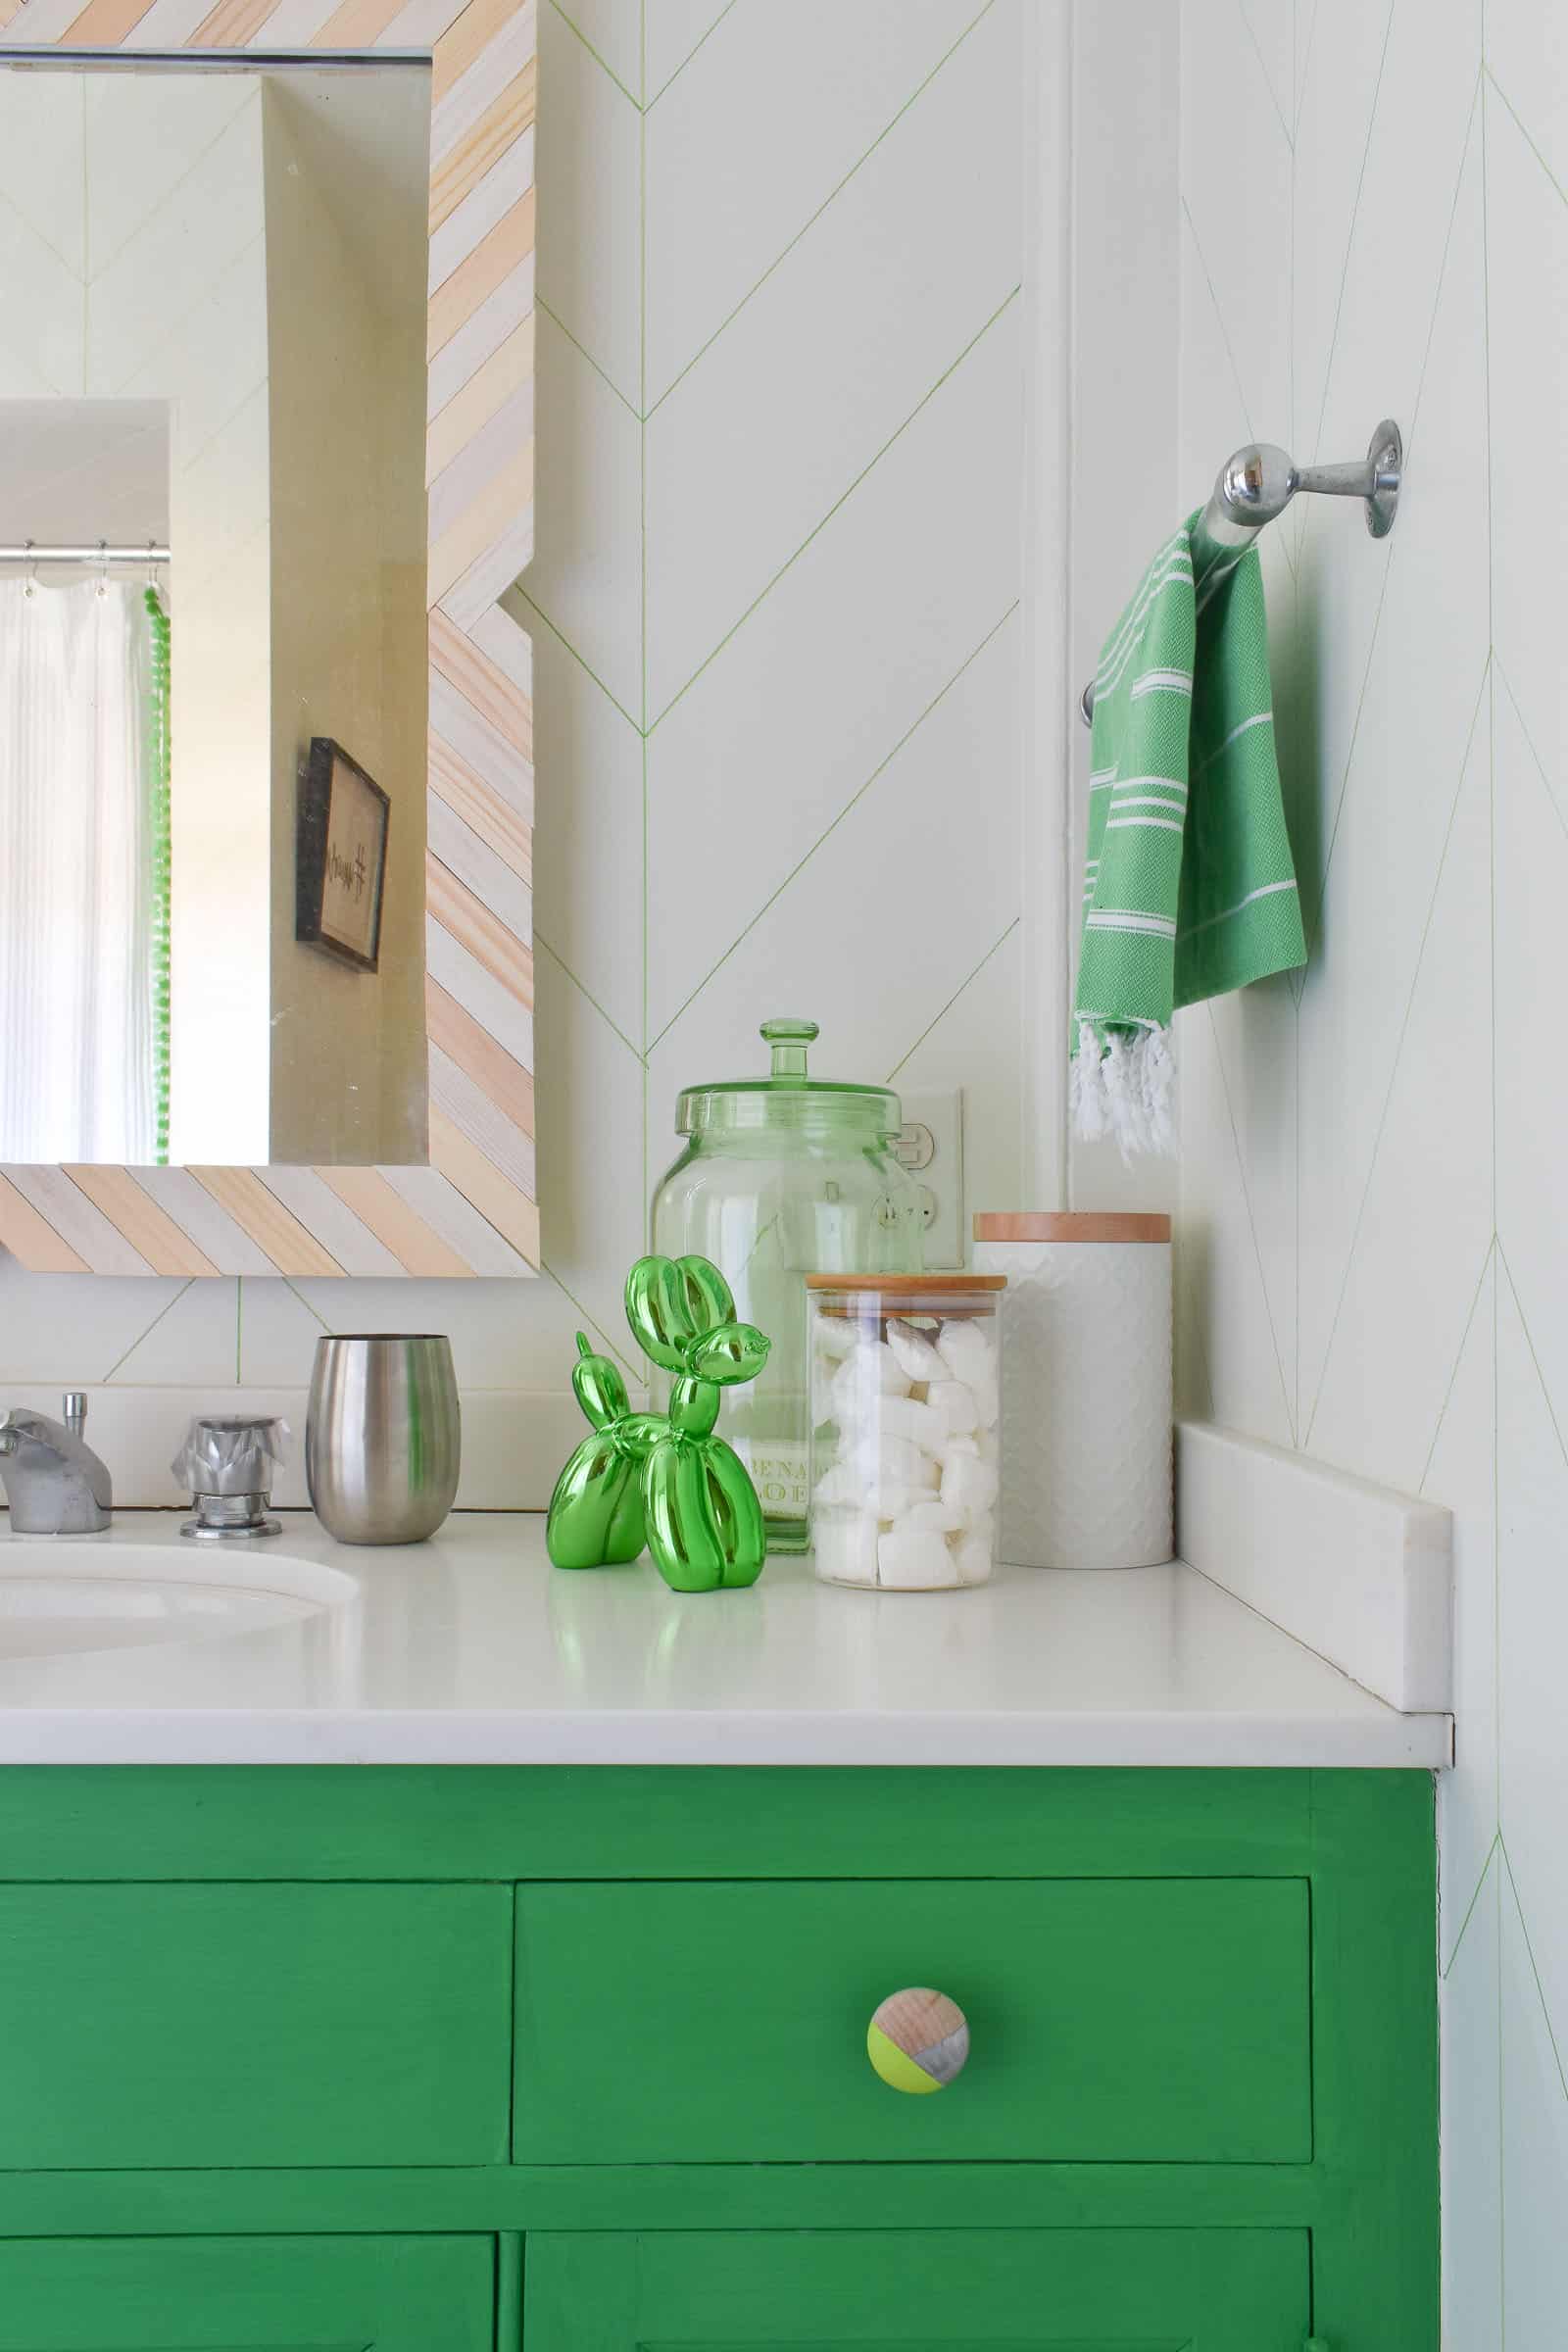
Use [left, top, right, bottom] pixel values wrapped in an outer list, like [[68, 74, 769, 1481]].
[[0, 1393, 113, 1535]]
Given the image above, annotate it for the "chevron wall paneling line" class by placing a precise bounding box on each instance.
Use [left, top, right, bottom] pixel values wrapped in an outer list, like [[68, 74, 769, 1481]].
[[0, 0, 539, 1279]]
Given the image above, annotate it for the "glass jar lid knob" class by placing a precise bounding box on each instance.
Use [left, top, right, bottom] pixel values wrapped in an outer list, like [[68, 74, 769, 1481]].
[[760, 1017, 818, 1080]]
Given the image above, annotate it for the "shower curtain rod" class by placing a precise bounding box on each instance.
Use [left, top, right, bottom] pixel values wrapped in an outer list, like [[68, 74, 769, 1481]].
[[0, 543, 170, 563]]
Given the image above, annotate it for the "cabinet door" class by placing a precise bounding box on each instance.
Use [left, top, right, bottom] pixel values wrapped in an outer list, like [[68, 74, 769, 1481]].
[[525, 2229, 1310, 2349], [0, 2234, 493, 2349]]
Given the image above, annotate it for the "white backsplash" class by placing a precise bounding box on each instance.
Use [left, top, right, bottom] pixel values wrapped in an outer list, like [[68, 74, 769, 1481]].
[[1177, 2, 1563, 2336], [0, 2, 1027, 1498]]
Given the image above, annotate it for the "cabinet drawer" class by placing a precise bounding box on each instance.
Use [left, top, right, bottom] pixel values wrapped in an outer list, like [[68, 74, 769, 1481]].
[[527, 2227, 1311, 2350], [0, 2234, 494, 2349], [0, 1885, 511, 2168], [514, 1877, 1310, 2163]]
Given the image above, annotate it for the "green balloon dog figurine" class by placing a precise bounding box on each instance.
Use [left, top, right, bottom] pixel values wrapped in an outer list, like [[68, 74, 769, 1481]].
[[624, 1255, 771, 1592], [543, 1335, 663, 1569], [546, 1254, 771, 1592]]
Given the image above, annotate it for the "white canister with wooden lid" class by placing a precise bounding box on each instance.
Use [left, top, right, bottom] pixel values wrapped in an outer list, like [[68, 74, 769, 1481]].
[[971, 1212, 1172, 1570]]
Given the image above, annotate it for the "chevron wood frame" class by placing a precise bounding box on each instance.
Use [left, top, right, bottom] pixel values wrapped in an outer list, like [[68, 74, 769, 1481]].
[[0, 0, 537, 1279]]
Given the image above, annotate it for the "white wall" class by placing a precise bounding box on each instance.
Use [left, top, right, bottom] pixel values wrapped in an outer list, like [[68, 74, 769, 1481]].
[[1176, 2, 1562, 2338], [1062, 0, 1181, 1215], [263, 77, 429, 1168], [0, 6, 1034, 1500]]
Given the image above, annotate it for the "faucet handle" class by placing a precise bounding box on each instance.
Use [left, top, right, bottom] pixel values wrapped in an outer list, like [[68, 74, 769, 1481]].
[[62, 1393, 86, 1439]]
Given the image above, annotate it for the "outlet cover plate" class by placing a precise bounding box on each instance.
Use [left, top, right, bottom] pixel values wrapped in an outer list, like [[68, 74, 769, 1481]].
[[898, 1089, 964, 1268]]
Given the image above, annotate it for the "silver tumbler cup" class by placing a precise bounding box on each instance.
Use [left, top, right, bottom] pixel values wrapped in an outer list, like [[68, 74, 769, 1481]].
[[306, 1335, 461, 1544]]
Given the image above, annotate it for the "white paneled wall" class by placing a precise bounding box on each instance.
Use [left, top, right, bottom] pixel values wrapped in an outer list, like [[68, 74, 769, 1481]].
[[1063, 0, 1180, 1215], [1177, 3, 1563, 2338], [0, 4, 1029, 1506]]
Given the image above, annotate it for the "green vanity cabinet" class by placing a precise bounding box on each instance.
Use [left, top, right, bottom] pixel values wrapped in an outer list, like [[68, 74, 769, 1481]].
[[0, 1766, 1438, 2351], [0, 2234, 496, 2348]]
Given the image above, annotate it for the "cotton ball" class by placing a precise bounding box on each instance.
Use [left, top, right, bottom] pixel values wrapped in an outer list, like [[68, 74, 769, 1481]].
[[953, 1531, 993, 1586], [812, 1315, 860, 1362], [814, 1516, 880, 1587], [926, 1379, 979, 1438], [827, 1355, 859, 1423], [871, 1481, 926, 1523], [941, 1433, 979, 1461], [843, 1463, 934, 1525], [972, 1378, 1000, 1432], [941, 1450, 999, 1519], [841, 1345, 911, 1392], [856, 1434, 940, 1497], [877, 1394, 950, 1454], [897, 1496, 964, 1535], [886, 1317, 947, 1384], [833, 1345, 911, 1418], [877, 1528, 954, 1589], [812, 1460, 858, 1509], [938, 1319, 996, 1390]]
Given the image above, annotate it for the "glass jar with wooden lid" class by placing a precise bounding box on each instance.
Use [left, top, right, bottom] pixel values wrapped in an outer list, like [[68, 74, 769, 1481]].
[[806, 1272, 1007, 1590]]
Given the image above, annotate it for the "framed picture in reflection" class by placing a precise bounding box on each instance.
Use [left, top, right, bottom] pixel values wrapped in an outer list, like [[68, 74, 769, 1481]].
[[296, 737, 390, 973]]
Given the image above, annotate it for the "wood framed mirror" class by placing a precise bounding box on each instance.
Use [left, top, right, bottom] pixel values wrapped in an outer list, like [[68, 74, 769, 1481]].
[[0, 0, 536, 1278]]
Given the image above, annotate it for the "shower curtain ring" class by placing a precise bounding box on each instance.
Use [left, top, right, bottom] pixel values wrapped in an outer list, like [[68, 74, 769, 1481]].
[[96, 539, 109, 597], [23, 540, 35, 599]]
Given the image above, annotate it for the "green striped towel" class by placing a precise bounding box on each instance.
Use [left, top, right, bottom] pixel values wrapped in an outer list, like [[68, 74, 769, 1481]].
[[1071, 512, 1306, 1156]]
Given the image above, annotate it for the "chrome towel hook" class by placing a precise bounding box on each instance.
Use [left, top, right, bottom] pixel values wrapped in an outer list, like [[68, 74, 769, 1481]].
[[1080, 416, 1401, 726]]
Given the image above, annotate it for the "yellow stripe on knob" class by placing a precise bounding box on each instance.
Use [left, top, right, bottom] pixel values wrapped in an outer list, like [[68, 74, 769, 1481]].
[[866, 2022, 944, 2093], [866, 1986, 970, 2093]]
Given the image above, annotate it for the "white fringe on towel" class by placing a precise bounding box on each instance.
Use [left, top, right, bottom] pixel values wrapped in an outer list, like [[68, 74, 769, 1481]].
[[1071, 1020, 1178, 1162]]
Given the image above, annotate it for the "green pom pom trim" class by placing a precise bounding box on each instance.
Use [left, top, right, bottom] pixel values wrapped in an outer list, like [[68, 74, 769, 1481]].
[[143, 585, 172, 1166]]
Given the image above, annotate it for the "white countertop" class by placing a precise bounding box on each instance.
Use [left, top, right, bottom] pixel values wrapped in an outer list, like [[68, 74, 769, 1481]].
[[0, 1512, 1452, 1767]]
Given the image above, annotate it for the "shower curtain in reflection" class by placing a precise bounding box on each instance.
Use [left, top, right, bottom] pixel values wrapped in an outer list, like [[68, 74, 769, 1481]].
[[0, 576, 160, 1162]]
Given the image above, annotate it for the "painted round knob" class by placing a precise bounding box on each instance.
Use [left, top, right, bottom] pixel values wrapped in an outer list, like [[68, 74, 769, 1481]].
[[866, 1986, 969, 2094]]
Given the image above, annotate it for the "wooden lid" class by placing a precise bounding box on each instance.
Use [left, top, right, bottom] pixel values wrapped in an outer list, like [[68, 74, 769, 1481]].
[[972, 1211, 1171, 1245], [804, 1271, 1007, 1293]]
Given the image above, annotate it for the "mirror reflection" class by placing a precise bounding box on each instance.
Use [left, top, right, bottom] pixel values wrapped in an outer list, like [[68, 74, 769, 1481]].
[[0, 58, 431, 1168]]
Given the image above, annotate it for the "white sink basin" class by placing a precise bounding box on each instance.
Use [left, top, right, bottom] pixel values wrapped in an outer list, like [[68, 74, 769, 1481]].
[[0, 1544, 355, 1661]]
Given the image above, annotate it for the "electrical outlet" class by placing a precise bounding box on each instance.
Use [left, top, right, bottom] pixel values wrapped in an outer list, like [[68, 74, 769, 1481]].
[[895, 1090, 964, 1269]]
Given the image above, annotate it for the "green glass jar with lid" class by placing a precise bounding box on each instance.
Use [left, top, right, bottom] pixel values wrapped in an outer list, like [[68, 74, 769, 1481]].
[[651, 1019, 925, 1552]]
